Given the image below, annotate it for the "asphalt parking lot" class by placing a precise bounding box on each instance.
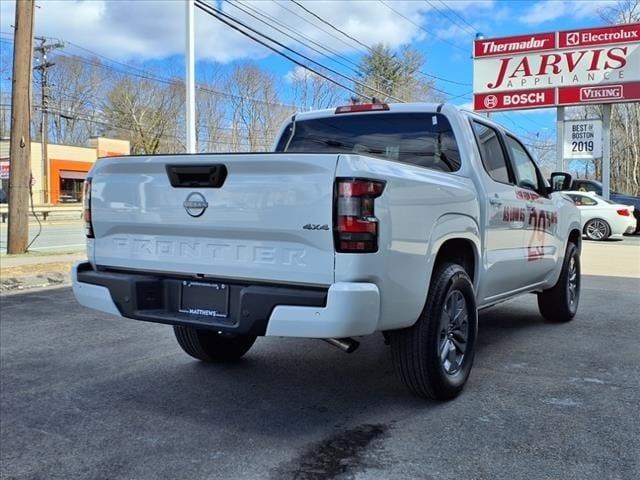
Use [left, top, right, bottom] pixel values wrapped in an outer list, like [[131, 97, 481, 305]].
[[1, 274, 639, 480]]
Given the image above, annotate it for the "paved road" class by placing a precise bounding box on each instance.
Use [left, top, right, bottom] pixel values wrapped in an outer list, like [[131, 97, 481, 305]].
[[1, 275, 638, 480], [0, 222, 85, 253]]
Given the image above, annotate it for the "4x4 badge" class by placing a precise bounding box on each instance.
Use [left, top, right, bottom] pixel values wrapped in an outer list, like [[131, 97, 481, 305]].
[[303, 224, 330, 231]]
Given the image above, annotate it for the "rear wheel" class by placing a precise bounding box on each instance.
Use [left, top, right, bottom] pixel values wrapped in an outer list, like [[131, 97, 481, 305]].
[[537, 242, 580, 323], [390, 263, 477, 401], [584, 218, 610, 241], [173, 326, 256, 362]]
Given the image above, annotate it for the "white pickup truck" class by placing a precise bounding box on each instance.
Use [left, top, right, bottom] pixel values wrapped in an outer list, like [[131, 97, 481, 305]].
[[73, 103, 582, 400]]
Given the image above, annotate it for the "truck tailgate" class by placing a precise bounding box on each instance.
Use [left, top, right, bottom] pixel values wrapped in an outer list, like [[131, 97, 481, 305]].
[[90, 153, 338, 286]]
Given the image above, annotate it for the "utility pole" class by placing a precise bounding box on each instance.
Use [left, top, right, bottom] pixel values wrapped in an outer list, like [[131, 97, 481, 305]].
[[7, 0, 35, 254], [34, 37, 63, 204]]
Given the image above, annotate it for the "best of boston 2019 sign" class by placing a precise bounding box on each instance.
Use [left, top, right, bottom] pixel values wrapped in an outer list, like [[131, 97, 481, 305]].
[[473, 23, 640, 112], [562, 120, 602, 160]]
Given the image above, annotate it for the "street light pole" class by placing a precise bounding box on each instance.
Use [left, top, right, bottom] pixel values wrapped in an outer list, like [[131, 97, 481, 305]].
[[7, 0, 35, 254], [185, 0, 196, 154]]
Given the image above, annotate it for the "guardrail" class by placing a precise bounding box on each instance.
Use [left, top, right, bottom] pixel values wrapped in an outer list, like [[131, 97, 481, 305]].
[[0, 205, 83, 223]]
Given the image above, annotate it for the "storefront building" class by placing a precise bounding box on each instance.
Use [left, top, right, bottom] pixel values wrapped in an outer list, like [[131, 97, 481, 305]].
[[0, 137, 129, 204]]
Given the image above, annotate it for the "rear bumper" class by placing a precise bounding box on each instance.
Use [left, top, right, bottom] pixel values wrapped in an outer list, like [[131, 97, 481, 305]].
[[72, 262, 380, 338]]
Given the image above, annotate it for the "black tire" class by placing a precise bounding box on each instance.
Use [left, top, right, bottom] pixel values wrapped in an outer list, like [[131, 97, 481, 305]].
[[390, 263, 477, 401], [173, 326, 256, 362], [584, 218, 611, 241], [537, 242, 580, 323]]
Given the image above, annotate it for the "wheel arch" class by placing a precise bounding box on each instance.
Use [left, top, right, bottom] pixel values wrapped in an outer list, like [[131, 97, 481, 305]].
[[568, 226, 582, 253], [426, 214, 481, 292]]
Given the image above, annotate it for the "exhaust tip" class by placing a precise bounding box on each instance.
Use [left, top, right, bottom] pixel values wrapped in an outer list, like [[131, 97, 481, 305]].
[[322, 337, 360, 353]]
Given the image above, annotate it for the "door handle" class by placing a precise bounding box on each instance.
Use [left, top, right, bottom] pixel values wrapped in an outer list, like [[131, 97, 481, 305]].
[[489, 198, 503, 206]]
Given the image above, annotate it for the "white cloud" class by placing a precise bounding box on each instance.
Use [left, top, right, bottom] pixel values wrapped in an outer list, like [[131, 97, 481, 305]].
[[0, 0, 422, 62], [284, 65, 324, 83], [518, 0, 618, 26], [0, 0, 495, 63]]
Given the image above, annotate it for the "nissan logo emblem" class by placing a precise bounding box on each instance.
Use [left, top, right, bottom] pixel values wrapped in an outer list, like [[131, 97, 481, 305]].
[[183, 192, 208, 217]]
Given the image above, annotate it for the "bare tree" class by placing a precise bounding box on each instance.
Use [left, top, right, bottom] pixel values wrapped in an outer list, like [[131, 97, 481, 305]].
[[46, 55, 107, 145], [289, 66, 345, 110], [225, 62, 292, 152], [597, 0, 640, 195], [102, 76, 183, 154], [194, 64, 228, 153]]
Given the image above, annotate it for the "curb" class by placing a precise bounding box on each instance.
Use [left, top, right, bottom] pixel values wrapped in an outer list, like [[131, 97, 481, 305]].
[[1, 271, 71, 293]]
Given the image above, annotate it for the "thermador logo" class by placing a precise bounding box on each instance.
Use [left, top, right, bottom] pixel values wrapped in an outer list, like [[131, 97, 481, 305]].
[[183, 192, 208, 217]]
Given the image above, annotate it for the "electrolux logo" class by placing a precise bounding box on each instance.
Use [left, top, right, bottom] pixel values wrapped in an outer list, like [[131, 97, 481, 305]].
[[183, 192, 208, 217], [565, 32, 580, 46], [582, 28, 638, 43], [559, 24, 640, 48]]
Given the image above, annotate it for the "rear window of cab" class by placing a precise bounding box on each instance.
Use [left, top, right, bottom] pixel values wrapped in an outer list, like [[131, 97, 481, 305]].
[[276, 112, 461, 173]]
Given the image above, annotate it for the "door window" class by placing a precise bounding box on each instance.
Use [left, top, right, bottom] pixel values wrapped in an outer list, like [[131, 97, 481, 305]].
[[471, 121, 512, 184], [574, 180, 601, 194], [568, 194, 597, 206], [505, 135, 542, 193]]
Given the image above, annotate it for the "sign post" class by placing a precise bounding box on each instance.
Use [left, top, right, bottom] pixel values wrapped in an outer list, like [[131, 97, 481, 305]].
[[602, 104, 612, 200], [556, 107, 564, 171]]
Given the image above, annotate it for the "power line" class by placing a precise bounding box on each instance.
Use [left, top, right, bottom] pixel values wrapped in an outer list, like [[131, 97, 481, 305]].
[[226, 0, 411, 97], [274, 1, 365, 55], [225, 1, 363, 78], [1, 33, 303, 110], [437, 1, 478, 34], [0, 102, 273, 150], [378, 0, 468, 53], [289, 0, 372, 51], [423, 0, 476, 36], [232, 0, 360, 70], [286, 0, 472, 89], [196, 0, 404, 102]]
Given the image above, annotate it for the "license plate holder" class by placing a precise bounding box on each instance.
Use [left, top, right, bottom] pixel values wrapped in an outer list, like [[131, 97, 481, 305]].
[[179, 281, 229, 318]]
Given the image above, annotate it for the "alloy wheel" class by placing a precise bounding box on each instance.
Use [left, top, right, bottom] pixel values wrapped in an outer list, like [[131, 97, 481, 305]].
[[439, 289, 469, 375], [586, 220, 607, 240]]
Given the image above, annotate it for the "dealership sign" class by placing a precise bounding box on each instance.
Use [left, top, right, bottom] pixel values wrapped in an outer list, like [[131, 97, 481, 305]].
[[473, 23, 640, 111]]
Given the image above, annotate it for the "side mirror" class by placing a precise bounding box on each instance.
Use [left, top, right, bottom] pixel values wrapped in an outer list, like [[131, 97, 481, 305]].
[[550, 172, 573, 192]]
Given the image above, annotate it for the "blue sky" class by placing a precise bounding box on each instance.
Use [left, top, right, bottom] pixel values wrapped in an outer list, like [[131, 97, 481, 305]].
[[0, 0, 622, 147]]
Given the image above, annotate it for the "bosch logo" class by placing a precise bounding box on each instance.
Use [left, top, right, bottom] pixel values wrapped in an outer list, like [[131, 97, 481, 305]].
[[484, 95, 498, 109], [183, 192, 208, 217], [566, 32, 580, 46]]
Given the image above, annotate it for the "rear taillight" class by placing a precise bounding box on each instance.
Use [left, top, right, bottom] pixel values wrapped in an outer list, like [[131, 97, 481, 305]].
[[83, 178, 94, 238], [334, 178, 385, 253], [617, 209, 630, 216]]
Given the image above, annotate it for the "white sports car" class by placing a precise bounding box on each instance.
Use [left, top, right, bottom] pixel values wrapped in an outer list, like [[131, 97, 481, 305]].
[[565, 191, 636, 241]]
